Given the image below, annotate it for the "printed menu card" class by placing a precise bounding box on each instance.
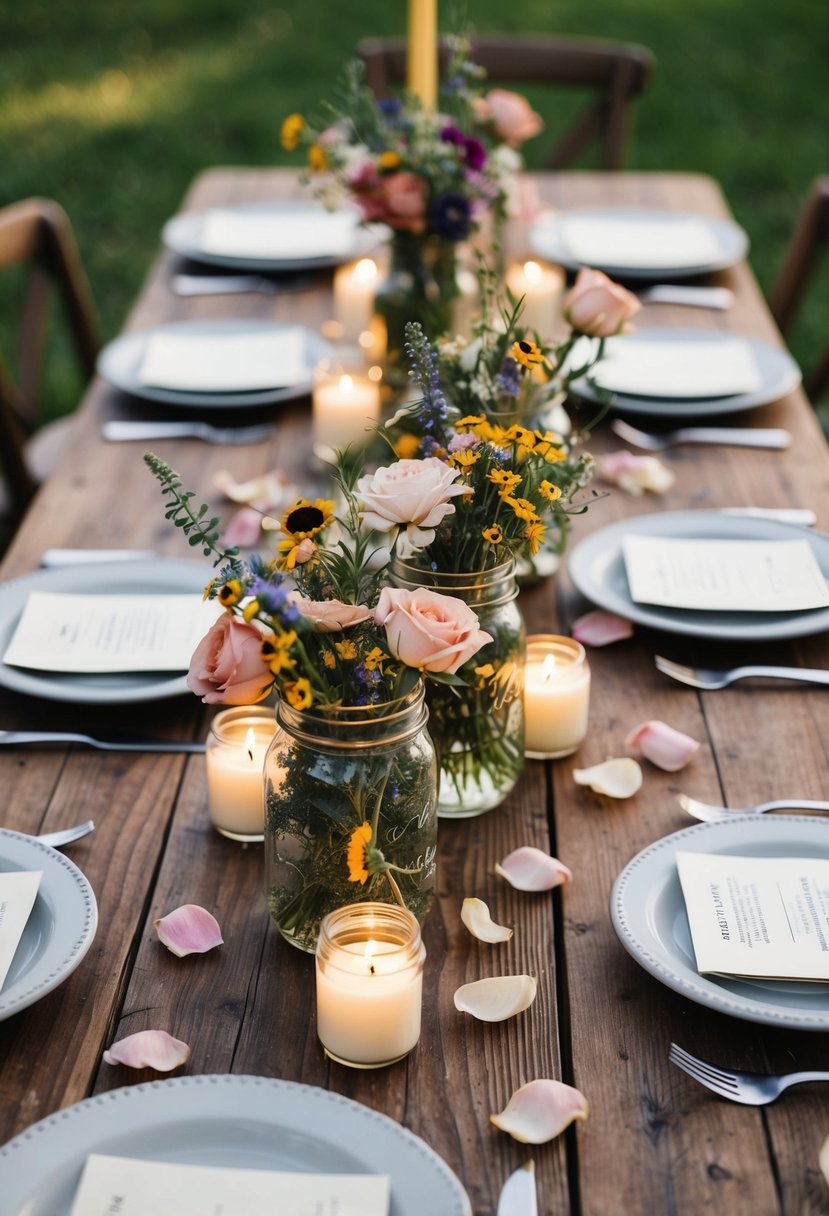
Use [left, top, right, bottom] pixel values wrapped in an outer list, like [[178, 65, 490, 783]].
[[677, 851, 829, 981], [70, 1154, 390, 1216], [622, 536, 829, 612], [138, 327, 307, 392], [3, 592, 220, 674], [0, 870, 42, 992]]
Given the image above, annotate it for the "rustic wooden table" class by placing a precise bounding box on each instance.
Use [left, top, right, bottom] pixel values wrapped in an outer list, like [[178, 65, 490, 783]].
[[1, 170, 828, 1216]]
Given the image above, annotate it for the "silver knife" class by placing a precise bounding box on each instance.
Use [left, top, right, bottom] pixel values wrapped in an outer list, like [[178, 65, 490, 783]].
[[497, 1162, 537, 1216], [720, 506, 817, 527], [41, 549, 157, 567], [0, 730, 206, 753]]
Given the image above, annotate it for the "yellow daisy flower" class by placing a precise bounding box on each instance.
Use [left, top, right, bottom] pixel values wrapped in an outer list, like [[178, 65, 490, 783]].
[[364, 646, 388, 672], [323, 650, 336, 670], [482, 524, 503, 544], [487, 468, 522, 492], [335, 639, 358, 661], [510, 338, 548, 370], [525, 519, 546, 556], [283, 678, 313, 710], [394, 433, 421, 459], [280, 113, 304, 151], [242, 599, 260, 622], [217, 579, 243, 608], [453, 414, 486, 432], [347, 822, 373, 884], [307, 143, 327, 172], [261, 636, 296, 675], [377, 150, 401, 171], [539, 479, 562, 502], [449, 449, 481, 470], [504, 425, 536, 449], [505, 496, 540, 523]]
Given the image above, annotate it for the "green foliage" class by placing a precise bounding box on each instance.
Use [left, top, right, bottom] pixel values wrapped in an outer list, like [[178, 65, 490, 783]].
[[143, 451, 240, 566]]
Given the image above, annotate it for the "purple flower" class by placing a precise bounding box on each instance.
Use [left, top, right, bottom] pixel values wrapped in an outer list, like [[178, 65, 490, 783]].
[[428, 192, 472, 240], [440, 125, 466, 147], [464, 137, 486, 170], [495, 357, 522, 398]]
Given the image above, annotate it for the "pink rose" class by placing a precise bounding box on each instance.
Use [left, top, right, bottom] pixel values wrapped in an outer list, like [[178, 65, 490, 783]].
[[357, 458, 468, 551], [350, 168, 428, 233], [290, 595, 372, 633], [482, 89, 544, 147], [563, 268, 641, 337], [187, 614, 272, 705], [374, 587, 493, 674]]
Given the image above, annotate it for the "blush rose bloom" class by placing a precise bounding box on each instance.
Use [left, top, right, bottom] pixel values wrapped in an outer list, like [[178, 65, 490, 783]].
[[563, 268, 641, 337], [374, 587, 493, 675], [349, 166, 428, 234], [290, 594, 372, 633], [187, 614, 272, 705], [356, 458, 469, 551], [479, 89, 544, 147]]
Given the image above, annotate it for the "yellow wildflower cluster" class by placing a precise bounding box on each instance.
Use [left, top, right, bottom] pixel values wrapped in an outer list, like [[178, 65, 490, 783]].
[[261, 631, 297, 676]]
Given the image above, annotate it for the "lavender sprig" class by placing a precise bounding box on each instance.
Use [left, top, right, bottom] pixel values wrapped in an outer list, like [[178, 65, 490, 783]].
[[404, 322, 449, 440]]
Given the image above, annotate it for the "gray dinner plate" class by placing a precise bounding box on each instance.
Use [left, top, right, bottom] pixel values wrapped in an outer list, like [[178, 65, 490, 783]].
[[0, 558, 211, 703], [568, 328, 801, 419], [567, 509, 829, 641], [163, 202, 387, 272], [0, 828, 97, 1022], [611, 815, 829, 1029], [529, 206, 749, 280], [97, 319, 331, 409], [0, 1075, 472, 1215]]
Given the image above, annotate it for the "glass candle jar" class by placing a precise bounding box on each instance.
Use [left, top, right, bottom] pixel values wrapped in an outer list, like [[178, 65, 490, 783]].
[[311, 356, 382, 462], [205, 706, 276, 842], [524, 635, 591, 759], [315, 902, 426, 1069]]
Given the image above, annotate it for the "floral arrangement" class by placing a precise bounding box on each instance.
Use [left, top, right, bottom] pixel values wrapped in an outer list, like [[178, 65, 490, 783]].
[[280, 34, 542, 242]]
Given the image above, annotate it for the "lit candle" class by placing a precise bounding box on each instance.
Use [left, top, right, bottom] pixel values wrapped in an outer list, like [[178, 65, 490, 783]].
[[315, 903, 426, 1068], [407, 0, 437, 110], [205, 707, 276, 841], [524, 635, 591, 759], [312, 359, 382, 460], [506, 259, 565, 339], [333, 257, 379, 345]]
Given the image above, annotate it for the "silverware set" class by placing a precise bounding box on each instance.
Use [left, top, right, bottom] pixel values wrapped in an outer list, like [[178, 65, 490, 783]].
[[0, 729, 206, 753], [102, 419, 273, 445], [611, 418, 791, 451]]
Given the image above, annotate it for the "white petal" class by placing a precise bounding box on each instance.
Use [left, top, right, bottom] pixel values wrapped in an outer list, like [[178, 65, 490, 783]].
[[154, 904, 224, 957], [496, 1162, 537, 1216], [461, 897, 513, 943], [454, 975, 537, 1022], [573, 758, 643, 798], [495, 847, 573, 892], [103, 1029, 190, 1071], [625, 720, 700, 772], [571, 609, 633, 647], [213, 468, 295, 508], [491, 1079, 588, 1143]]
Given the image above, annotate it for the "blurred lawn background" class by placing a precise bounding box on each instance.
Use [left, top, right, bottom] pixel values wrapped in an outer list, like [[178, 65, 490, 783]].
[[0, 0, 827, 423]]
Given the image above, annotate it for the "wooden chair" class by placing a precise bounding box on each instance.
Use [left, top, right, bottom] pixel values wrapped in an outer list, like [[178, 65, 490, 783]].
[[0, 197, 99, 527], [769, 177, 829, 403], [357, 34, 654, 170]]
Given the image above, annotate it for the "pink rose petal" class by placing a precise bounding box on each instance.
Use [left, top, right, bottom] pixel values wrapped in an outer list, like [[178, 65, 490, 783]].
[[625, 720, 700, 772], [154, 904, 224, 957], [495, 846, 573, 892], [491, 1079, 589, 1143], [221, 507, 264, 549], [103, 1029, 190, 1071], [597, 450, 675, 496], [571, 610, 633, 648]]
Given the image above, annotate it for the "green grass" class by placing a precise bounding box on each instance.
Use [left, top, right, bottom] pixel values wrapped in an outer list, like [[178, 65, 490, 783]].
[[0, 0, 827, 421]]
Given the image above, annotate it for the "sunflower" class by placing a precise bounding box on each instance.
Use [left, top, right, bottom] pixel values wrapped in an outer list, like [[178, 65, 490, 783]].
[[482, 524, 503, 544], [486, 468, 522, 493], [347, 822, 373, 884], [280, 113, 304, 151], [217, 579, 243, 608], [504, 496, 540, 523], [283, 678, 313, 710], [510, 339, 549, 370], [307, 143, 327, 172], [261, 634, 296, 675], [504, 425, 536, 449], [377, 150, 402, 171], [524, 519, 546, 556], [539, 479, 562, 502], [453, 414, 486, 432], [281, 498, 335, 540], [448, 449, 480, 470]]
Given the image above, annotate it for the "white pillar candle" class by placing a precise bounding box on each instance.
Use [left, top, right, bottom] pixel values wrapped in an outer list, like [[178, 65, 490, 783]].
[[205, 707, 276, 841], [524, 635, 591, 759], [333, 257, 379, 345], [315, 903, 425, 1068], [312, 359, 382, 460], [506, 259, 565, 339]]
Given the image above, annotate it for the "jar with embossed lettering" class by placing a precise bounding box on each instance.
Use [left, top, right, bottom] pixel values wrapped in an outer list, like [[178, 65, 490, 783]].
[[390, 557, 525, 818]]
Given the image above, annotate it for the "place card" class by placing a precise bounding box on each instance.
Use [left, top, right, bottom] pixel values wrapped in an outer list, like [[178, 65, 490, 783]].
[[0, 870, 42, 993], [584, 335, 763, 398], [677, 851, 829, 981], [561, 215, 723, 268], [622, 536, 829, 612], [70, 1153, 390, 1216], [199, 207, 358, 260], [3, 592, 221, 674], [138, 327, 307, 392]]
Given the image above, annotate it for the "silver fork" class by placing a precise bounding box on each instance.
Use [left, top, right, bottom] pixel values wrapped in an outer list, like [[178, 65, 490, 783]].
[[655, 654, 829, 690], [669, 1042, 829, 1105], [638, 285, 735, 309], [35, 821, 95, 848], [171, 273, 282, 297], [611, 418, 791, 451], [102, 420, 273, 445], [678, 793, 829, 822]]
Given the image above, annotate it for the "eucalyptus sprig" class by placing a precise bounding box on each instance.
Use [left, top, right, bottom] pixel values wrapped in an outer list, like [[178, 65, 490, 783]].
[[143, 452, 243, 574]]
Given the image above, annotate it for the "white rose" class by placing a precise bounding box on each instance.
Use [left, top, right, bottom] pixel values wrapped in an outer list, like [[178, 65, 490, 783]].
[[356, 458, 469, 550]]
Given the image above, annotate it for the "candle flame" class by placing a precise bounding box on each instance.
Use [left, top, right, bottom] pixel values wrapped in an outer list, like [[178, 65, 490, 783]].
[[541, 654, 557, 682], [339, 373, 354, 395], [353, 257, 378, 283], [245, 726, 255, 763], [523, 260, 543, 284]]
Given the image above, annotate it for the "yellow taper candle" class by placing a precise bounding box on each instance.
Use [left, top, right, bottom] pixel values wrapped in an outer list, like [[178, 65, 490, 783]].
[[407, 0, 438, 110]]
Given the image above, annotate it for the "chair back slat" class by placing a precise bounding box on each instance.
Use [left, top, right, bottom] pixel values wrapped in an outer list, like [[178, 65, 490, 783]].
[[769, 177, 829, 403]]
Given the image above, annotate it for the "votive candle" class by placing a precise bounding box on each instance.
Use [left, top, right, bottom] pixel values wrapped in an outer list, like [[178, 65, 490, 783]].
[[333, 257, 379, 345], [312, 357, 382, 460], [316, 902, 426, 1068], [205, 706, 276, 841], [524, 634, 591, 759], [406, 0, 437, 110], [505, 259, 565, 339]]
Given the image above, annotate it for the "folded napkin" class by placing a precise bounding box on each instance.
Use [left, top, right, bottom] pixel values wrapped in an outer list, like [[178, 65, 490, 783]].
[[138, 327, 307, 392], [584, 335, 763, 399], [199, 207, 358, 260], [561, 214, 723, 268]]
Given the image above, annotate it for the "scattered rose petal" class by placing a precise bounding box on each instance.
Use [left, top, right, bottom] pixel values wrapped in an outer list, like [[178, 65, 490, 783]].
[[573, 758, 643, 798], [454, 975, 537, 1022], [625, 720, 700, 772], [154, 904, 224, 957], [571, 609, 633, 648], [497, 1162, 537, 1216], [819, 1134, 829, 1185], [213, 468, 295, 508], [103, 1030, 190, 1071], [221, 507, 264, 549], [491, 1079, 589, 1143], [597, 451, 675, 496], [461, 897, 513, 943], [495, 847, 573, 892]]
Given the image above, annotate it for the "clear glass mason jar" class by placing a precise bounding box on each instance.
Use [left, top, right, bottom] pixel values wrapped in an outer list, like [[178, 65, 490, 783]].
[[390, 556, 526, 817], [264, 684, 437, 953]]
